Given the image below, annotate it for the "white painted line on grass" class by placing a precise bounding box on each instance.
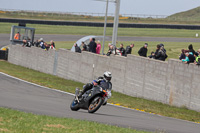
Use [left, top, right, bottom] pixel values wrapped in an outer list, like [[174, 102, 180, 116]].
[[0, 72, 74, 96]]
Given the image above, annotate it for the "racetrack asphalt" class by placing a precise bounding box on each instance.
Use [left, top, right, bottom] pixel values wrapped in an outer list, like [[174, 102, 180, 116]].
[[0, 72, 200, 133], [1, 33, 200, 48]]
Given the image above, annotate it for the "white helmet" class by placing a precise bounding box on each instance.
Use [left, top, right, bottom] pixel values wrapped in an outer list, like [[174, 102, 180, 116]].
[[104, 71, 112, 81]]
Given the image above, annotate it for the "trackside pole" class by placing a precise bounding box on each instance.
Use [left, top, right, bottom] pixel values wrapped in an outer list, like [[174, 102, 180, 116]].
[[102, 0, 109, 55], [112, 0, 120, 47]]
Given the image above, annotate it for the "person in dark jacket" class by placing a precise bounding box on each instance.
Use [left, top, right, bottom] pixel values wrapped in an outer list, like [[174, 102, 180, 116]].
[[88, 38, 97, 53], [125, 44, 134, 56], [154, 44, 166, 61], [188, 44, 195, 55], [74, 43, 81, 53], [179, 49, 186, 60], [185, 52, 195, 64], [81, 41, 87, 51], [138, 43, 148, 57], [118, 43, 125, 56], [106, 45, 114, 56], [148, 51, 155, 59]]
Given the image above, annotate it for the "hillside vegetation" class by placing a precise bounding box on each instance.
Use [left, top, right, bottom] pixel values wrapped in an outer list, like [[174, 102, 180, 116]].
[[168, 6, 200, 21]]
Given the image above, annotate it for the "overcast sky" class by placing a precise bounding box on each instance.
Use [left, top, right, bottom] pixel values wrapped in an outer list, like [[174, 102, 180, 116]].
[[0, 0, 199, 16]]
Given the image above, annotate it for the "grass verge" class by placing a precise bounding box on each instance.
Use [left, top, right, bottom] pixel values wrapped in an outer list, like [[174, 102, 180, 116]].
[[0, 61, 199, 123], [1, 22, 200, 38], [0, 107, 149, 133]]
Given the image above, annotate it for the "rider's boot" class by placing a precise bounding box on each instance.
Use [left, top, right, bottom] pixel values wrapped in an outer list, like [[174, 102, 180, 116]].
[[78, 83, 93, 98]]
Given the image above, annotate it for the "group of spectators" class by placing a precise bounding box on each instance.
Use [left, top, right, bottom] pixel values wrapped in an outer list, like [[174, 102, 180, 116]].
[[179, 44, 200, 65], [34, 38, 56, 50], [48, 36, 200, 65], [74, 38, 101, 54], [74, 37, 168, 61], [147, 43, 168, 61], [22, 37, 56, 51]]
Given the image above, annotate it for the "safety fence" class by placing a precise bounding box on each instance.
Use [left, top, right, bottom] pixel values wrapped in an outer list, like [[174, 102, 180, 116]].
[[1, 18, 200, 29]]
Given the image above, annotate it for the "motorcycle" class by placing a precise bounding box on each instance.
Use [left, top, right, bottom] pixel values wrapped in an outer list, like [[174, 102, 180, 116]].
[[70, 85, 110, 113]]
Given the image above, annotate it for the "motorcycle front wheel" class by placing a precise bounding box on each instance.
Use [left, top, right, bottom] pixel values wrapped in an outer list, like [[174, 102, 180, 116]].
[[88, 96, 103, 113], [70, 99, 80, 111]]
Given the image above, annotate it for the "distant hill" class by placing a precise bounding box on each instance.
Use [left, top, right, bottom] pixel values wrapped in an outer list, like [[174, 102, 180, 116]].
[[167, 6, 200, 21]]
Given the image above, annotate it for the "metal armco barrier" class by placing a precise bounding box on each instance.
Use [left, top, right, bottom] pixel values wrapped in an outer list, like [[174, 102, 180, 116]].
[[1, 18, 200, 29]]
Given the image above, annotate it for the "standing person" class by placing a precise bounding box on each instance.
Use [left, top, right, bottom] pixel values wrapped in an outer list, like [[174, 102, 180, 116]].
[[183, 52, 195, 64], [14, 32, 20, 40], [74, 43, 81, 53], [50, 40, 55, 49], [88, 38, 97, 53], [106, 45, 114, 56], [81, 41, 87, 51], [188, 44, 195, 55], [118, 43, 125, 56], [96, 40, 101, 54], [179, 49, 186, 60], [194, 52, 200, 65], [138, 43, 148, 57], [154, 44, 166, 61], [125, 43, 134, 56]]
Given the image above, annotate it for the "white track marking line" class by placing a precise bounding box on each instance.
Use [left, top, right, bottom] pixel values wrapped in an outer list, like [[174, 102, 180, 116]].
[[0, 72, 198, 125]]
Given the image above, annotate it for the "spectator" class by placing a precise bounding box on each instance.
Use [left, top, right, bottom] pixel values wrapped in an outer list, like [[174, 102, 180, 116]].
[[197, 49, 200, 55], [188, 44, 195, 55], [44, 42, 50, 51], [194, 52, 200, 65], [160, 43, 168, 60], [113, 46, 122, 56], [38, 38, 45, 49], [118, 43, 125, 56], [41, 43, 46, 49], [34, 40, 40, 47], [89, 38, 97, 53], [108, 43, 112, 49], [138, 43, 148, 57], [14, 32, 20, 40], [81, 41, 87, 51], [182, 52, 190, 63], [74, 43, 81, 53], [148, 51, 155, 59], [50, 40, 55, 49], [106, 45, 114, 56], [179, 49, 186, 60], [125, 43, 134, 56], [160, 43, 166, 53], [22, 38, 31, 47], [96, 40, 101, 54], [154, 44, 167, 61], [183, 52, 195, 64]]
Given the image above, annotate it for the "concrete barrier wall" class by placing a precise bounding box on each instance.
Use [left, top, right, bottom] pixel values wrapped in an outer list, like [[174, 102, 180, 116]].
[[8, 45, 200, 111]]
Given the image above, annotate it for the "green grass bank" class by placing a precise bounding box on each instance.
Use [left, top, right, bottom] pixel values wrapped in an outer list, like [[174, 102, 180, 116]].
[[0, 107, 149, 133], [1, 22, 200, 38]]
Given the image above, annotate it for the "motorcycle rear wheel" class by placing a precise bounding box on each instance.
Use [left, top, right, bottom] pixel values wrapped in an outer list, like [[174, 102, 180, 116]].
[[88, 96, 103, 113], [70, 99, 80, 111]]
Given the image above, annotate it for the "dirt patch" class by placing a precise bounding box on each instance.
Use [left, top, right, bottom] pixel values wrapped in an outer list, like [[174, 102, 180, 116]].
[[45, 124, 66, 129], [0, 117, 2, 121], [0, 128, 9, 132]]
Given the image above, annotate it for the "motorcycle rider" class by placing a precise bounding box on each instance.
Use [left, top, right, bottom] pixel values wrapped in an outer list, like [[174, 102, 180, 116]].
[[78, 71, 112, 99]]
